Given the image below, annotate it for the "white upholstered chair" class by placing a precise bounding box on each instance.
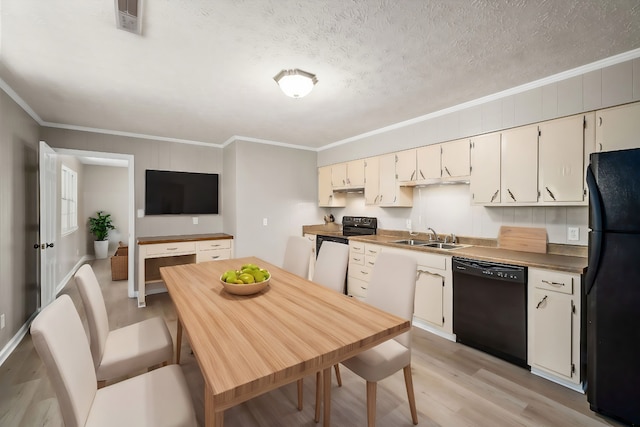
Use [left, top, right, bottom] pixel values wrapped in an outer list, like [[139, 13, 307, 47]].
[[74, 264, 174, 387], [30, 294, 196, 427], [298, 240, 350, 419], [282, 235, 314, 279], [341, 251, 419, 426]]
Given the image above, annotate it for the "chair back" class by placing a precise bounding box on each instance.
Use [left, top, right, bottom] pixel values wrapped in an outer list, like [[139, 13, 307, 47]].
[[30, 295, 97, 427], [283, 236, 314, 279], [365, 252, 417, 348], [313, 241, 350, 293], [74, 264, 110, 368]]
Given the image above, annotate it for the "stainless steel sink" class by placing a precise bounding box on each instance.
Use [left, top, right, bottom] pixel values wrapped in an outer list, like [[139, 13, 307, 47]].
[[421, 242, 465, 250], [391, 239, 433, 246]]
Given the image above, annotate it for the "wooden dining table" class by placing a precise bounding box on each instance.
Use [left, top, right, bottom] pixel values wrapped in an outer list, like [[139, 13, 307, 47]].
[[160, 256, 410, 427]]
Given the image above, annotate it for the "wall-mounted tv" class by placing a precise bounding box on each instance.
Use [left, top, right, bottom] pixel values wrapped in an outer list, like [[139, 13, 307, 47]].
[[145, 169, 219, 215]]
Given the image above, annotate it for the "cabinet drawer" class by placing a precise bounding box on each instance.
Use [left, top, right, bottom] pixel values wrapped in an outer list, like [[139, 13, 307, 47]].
[[364, 255, 377, 268], [529, 268, 576, 295], [349, 252, 365, 265], [348, 276, 368, 299], [196, 249, 231, 263], [197, 239, 231, 251], [145, 241, 196, 256], [364, 244, 382, 257], [350, 242, 365, 254], [349, 263, 372, 281]]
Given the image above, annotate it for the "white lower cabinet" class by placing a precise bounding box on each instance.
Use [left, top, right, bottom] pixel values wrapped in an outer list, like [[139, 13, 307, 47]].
[[347, 242, 382, 300], [528, 268, 583, 390], [379, 246, 454, 339]]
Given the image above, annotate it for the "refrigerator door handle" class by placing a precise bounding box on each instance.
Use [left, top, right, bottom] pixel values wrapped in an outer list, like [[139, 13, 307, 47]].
[[585, 165, 602, 295]]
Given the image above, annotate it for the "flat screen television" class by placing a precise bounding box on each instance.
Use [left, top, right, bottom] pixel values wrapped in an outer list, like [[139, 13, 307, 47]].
[[145, 169, 219, 215]]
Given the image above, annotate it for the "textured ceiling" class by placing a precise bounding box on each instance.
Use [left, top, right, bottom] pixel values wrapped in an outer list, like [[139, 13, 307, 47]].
[[1, 0, 639, 149]]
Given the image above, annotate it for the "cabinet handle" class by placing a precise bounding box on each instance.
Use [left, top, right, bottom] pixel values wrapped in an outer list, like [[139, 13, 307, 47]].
[[542, 279, 565, 287], [166, 247, 178, 251], [598, 116, 603, 126], [352, 257, 362, 262], [536, 295, 548, 309], [367, 261, 375, 266], [545, 187, 556, 201], [444, 166, 452, 177], [598, 142, 603, 152], [507, 189, 516, 202], [360, 271, 368, 275], [419, 169, 425, 180], [490, 189, 499, 203], [410, 170, 416, 181], [361, 286, 367, 290], [210, 255, 220, 259]]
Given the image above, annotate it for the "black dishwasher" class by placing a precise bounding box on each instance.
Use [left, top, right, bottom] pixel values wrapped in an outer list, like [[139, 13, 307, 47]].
[[452, 257, 528, 368]]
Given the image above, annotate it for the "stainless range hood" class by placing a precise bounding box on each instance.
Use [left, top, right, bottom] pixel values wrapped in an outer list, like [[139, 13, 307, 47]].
[[332, 186, 365, 194]]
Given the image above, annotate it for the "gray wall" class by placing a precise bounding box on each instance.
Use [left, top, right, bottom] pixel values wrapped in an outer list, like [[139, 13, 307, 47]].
[[227, 139, 322, 267], [0, 89, 40, 351]]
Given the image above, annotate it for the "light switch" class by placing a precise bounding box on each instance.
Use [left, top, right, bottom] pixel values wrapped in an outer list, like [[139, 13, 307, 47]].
[[137, 209, 145, 218], [263, 218, 268, 226]]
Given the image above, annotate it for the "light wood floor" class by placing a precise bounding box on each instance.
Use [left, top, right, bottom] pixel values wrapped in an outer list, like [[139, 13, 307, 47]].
[[0, 258, 625, 427]]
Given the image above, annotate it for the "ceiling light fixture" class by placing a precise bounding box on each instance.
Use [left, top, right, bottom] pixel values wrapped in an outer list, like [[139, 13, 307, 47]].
[[273, 69, 318, 98]]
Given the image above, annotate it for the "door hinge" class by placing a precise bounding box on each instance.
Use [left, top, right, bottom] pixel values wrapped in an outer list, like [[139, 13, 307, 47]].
[[442, 316, 445, 324], [571, 363, 575, 374], [583, 188, 587, 196], [572, 301, 576, 314], [583, 116, 587, 129], [538, 129, 541, 137], [470, 165, 473, 173]]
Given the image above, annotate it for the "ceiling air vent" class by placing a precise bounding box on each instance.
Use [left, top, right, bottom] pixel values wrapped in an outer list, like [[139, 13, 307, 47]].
[[115, 0, 142, 34]]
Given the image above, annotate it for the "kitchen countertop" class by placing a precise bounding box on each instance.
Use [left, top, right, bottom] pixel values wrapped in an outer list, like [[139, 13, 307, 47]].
[[303, 226, 587, 274]]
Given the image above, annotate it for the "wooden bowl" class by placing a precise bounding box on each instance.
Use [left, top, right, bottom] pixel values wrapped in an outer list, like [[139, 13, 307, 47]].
[[220, 276, 270, 295]]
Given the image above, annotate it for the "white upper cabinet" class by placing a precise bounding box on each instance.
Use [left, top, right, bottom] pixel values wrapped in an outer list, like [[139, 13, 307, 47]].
[[318, 166, 345, 207], [396, 149, 417, 182], [539, 114, 587, 203], [376, 153, 413, 207], [441, 138, 471, 180], [501, 125, 539, 204], [331, 159, 365, 189], [364, 156, 380, 205], [470, 132, 501, 205], [416, 144, 441, 182], [596, 102, 640, 152]]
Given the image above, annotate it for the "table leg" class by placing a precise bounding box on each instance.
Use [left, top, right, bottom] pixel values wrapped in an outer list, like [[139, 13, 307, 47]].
[[323, 367, 331, 427], [205, 385, 224, 427], [176, 318, 183, 364]]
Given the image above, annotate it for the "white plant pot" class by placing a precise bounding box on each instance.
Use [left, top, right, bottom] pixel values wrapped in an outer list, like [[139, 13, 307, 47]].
[[94, 240, 109, 259]]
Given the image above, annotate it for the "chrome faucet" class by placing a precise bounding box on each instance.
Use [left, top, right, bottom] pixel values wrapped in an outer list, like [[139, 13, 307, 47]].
[[427, 228, 438, 242], [444, 233, 456, 244]]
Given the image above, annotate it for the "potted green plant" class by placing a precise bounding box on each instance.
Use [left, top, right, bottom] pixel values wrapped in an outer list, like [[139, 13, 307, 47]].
[[89, 211, 115, 259]]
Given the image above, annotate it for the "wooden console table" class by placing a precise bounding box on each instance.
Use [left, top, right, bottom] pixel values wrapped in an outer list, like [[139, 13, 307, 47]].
[[137, 233, 234, 307]]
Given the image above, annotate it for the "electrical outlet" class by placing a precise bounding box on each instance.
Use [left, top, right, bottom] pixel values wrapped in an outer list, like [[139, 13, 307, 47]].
[[568, 227, 580, 241], [406, 219, 412, 229], [1, 314, 5, 330], [192, 217, 199, 225], [263, 218, 268, 226]]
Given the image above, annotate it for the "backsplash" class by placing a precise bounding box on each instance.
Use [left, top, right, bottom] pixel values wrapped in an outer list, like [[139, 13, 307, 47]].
[[327, 184, 588, 246]]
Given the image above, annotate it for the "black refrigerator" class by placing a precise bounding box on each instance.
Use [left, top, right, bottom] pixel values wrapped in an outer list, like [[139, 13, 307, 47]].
[[585, 148, 640, 426]]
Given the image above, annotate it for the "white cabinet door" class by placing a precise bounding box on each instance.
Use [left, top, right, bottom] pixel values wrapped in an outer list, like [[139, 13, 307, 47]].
[[378, 153, 397, 205], [501, 125, 539, 203], [414, 269, 444, 326], [396, 149, 417, 182], [531, 289, 574, 378], [331, 162, 347, 188], [470, 132, 501, 204], [539, 114, 585, 203], [441, 138, 470, 179], [596, 102, 640, 152], [416, 144, 441, 181], [318, 166, 345, 207], [346, 159, 365, 187], [364, 156, 380, 205]]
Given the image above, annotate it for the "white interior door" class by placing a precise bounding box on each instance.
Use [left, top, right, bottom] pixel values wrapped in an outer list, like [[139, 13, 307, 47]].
[[39, 141, 57, 308]]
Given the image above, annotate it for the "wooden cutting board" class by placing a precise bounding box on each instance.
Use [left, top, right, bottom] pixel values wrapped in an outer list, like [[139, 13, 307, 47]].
[[498, 226, 547, 254]]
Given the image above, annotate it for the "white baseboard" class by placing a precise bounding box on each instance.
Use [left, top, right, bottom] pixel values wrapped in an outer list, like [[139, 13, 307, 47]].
[[412, 317, 457, 342], [56, 255, 92, 295], [530, 367, 585, 393]]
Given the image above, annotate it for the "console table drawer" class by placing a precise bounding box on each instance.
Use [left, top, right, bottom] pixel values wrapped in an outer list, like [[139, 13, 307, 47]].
[[145, 241, 196, 256], [196, 249, 231, 263], [197, 240, 232, 251]]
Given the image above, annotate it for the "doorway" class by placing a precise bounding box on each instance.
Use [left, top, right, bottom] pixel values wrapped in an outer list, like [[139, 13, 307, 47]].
[[53, 148, 136, 298]]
